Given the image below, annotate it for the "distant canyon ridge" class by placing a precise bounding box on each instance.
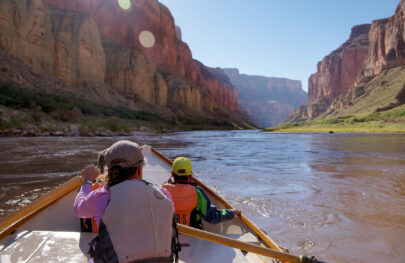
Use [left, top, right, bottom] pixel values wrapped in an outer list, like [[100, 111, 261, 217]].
[[286, 0, 405, 122], [0, 0, 306, 128], [223, 69, 306, 127]]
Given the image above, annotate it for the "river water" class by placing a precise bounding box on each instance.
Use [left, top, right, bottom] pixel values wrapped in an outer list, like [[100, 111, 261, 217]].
[[0, 131, 404, 263]]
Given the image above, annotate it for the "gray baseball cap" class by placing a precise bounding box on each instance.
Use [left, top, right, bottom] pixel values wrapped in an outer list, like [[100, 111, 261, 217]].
[[103, 140, 144, 169]]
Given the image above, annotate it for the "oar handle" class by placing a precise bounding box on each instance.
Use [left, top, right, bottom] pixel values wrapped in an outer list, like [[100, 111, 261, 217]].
[[177, 224, 305, 263]]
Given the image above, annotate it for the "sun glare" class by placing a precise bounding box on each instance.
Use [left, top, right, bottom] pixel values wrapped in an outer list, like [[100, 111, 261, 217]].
[[139, 31, 155, 48], [118, 0, 131, 10]]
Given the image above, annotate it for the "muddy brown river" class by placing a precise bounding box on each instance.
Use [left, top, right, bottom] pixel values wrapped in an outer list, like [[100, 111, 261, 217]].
[[0, 131, 404, 263]]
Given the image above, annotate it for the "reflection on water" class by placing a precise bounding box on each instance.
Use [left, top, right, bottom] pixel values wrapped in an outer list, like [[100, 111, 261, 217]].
[[0, 131, 404, 263]]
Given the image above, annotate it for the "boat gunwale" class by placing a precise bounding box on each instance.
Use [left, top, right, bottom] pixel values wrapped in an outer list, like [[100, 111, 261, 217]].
[[0, 147, 281, 253], [0, 176, 82, 240]]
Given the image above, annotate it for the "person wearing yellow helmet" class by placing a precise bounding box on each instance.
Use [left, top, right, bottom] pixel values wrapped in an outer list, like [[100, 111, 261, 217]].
[[162, 157, 241, 229]]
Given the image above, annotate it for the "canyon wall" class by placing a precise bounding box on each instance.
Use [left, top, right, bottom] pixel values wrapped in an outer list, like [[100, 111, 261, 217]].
[[0, 0, 238, 121], [307, 24, 370, 103], [223, 68, 306, 127], [286, 0, 405, 123], [0, 1, 106, 88], [46, 0, 238, 112], [361, 0, 405, 78]]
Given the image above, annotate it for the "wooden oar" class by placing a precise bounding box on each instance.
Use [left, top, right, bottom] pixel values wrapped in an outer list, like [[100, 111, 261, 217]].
[[177, 224, 322, 263]]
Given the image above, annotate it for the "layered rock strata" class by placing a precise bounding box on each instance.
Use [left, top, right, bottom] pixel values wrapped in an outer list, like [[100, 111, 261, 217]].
[[0, 0, 238, 122], [223, 68, 307, 127], [286, 0, 405, 123], [45, 0, 238, 111], [361, 0, 405, 78], [308, 24, 371, 103], [285, 66, 405, 123]]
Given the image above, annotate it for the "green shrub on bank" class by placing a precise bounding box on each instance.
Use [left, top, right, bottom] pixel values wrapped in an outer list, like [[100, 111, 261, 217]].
[[378, 108, 405, 119], [76, 116, 136, 133], [0, 113, 30, 130], [8, 115, 24, 129], [31, 105, 43, 123], [0, 82, 166, 122], [318, 117, 347, 124], [102, 117, 131, 132], [265, 106, 405, 133], [311, 107, 405, 126], [177, 115, 233, 128], [0, 81, 242, 132]]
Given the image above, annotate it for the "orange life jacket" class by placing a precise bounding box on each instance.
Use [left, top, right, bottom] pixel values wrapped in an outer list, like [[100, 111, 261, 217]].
[[162, 183, 197, 225]]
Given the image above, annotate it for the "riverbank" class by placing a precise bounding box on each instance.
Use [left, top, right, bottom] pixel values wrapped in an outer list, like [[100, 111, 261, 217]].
[[0, 106, 239, 136], [265, 105, 405, 133], [0, 82, 244, 136]]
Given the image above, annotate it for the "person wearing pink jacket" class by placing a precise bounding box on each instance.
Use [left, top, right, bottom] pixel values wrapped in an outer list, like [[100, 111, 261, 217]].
[[73, 140, 179, 263]]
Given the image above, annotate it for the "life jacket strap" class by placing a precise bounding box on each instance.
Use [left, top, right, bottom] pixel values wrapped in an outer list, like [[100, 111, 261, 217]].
[[171, 215, 181, 263], [89, 220, 119, 263]]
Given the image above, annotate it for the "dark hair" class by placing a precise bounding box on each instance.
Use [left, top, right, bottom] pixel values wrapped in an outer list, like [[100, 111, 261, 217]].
[[98, 150, 107, 173], [105, 165, 138, 187], [173, 174, 190, 183]]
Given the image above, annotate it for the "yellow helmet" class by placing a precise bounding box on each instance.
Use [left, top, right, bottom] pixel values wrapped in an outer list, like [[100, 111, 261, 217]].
[[172, 157, 192, 176]]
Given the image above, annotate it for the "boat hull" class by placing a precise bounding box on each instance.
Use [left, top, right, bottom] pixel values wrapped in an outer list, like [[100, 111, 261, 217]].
[[0, 146, 278, 263]]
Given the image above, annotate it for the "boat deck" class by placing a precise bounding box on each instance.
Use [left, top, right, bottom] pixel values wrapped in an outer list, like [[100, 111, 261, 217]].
[[0, 230, 267, 263]]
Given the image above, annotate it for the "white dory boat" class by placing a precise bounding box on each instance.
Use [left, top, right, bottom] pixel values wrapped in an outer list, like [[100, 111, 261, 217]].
[[0, 146, 299, 263]]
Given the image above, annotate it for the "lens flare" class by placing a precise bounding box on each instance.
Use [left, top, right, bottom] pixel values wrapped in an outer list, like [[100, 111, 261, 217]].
[[118, 0, 131, 10], [139, 31, 155, 48]]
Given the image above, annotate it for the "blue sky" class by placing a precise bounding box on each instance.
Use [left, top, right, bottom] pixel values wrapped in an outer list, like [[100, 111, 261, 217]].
[[159, 0, 400, 91]]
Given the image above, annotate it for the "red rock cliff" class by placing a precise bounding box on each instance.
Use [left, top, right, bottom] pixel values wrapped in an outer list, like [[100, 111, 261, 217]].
[[308, 24, 371, 103], [284, 0, 405, 123], [361, 0, 405, 78], [0, 0, 106, 89], [45, 0, 238, 111]]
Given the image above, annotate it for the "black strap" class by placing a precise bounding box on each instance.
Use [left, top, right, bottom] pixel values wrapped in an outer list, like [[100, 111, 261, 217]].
[[141, 179, 151, 185], [89, 220, 119, 263], [171, 215, 181, 263], [131, 258, 173, 263], [80, 218, 93, 232], [189, 208, 203, 230], [88, 235, 98, 258]]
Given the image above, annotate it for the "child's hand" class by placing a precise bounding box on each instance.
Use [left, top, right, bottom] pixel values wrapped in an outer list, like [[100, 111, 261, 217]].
[[81, 164, 101, 182], [232, 208, 242, 218]]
